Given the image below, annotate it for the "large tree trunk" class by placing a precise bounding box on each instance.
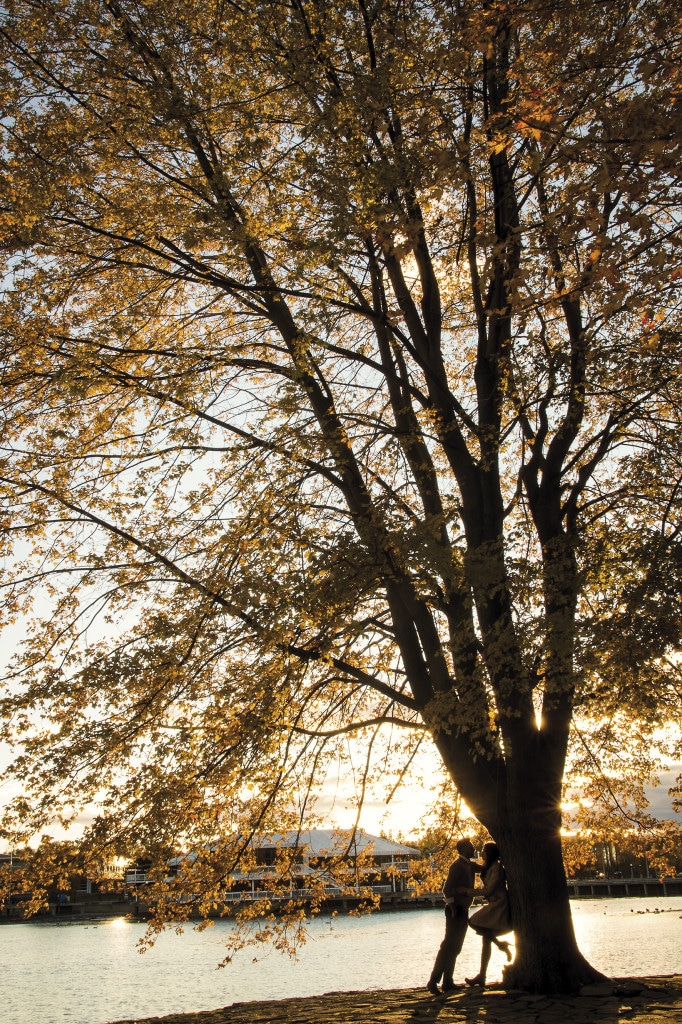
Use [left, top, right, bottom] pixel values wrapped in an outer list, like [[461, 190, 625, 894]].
[[497, 761, 605, 991], [442, 730, 607, 993], [498, 818, 605, 992]]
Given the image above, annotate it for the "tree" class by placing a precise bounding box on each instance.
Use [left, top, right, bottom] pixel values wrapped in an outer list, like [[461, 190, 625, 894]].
[[1, 0, 681, 993]]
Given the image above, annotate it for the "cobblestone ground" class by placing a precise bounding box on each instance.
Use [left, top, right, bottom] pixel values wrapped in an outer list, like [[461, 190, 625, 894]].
[[111, 976, 682, 1024]]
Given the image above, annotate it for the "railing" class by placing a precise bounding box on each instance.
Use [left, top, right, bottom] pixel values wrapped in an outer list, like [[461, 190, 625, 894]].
[[211, 884, 395, 902], [125, 870, 150, 885], [123, 879, 409, 901], [220, 889, 319, 902], [566, 876, 682, 898]]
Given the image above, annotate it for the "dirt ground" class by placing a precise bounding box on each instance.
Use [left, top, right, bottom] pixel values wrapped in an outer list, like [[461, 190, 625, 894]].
[[110, 975, 682, 1024]]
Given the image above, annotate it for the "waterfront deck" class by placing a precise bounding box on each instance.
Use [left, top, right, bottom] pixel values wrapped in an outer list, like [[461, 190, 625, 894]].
[[5, 874, 681, 923], [566, 877, 682, 898]]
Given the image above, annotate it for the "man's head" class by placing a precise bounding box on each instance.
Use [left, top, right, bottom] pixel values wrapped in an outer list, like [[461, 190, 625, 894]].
[[456, 837, 475, 859]]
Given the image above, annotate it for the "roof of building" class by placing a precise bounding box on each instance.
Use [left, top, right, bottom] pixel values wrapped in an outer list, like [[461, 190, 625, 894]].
[[254, 829, 419, 857], [167, 829, 419, 867]]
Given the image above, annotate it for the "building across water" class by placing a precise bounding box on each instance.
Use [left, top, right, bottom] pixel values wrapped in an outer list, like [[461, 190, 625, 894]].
[[163, 828, 421, 904]]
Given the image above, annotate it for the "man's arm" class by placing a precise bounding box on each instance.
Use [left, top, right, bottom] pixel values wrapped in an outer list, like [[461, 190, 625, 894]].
[[443, 859, 475, 902]]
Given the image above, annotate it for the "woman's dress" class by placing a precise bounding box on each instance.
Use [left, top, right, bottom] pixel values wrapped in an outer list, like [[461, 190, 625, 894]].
[[468, 861, 512, 936]]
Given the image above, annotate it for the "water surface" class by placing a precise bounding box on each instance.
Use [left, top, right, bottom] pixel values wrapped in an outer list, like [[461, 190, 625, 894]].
[[2, 897, 681, 1024]]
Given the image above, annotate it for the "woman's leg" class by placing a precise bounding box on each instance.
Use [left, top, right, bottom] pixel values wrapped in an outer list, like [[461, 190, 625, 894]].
[[479, 935, 492, 982], [492, 937, 512, 961], [466, 933, 492, 986]]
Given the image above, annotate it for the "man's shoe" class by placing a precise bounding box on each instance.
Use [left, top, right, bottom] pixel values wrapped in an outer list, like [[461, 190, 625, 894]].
[[441, 982, 463, 992], [426, 981, 441, 996]]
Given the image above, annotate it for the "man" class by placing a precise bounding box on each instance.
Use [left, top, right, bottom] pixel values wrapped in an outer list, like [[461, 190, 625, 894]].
[[426, 836, 478, 995]]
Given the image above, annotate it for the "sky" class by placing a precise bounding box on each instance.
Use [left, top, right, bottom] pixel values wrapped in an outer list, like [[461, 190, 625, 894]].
[[1, 735, 680, 851], [1, 615, 680, 849], [318, 761, 682, 840]]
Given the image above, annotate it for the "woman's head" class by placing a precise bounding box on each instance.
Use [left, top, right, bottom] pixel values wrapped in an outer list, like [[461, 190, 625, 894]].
[[482, 842, 500, 868]]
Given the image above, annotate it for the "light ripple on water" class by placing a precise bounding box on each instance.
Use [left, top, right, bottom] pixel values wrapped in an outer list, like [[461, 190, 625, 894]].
[[1, 897, 681, 1024]]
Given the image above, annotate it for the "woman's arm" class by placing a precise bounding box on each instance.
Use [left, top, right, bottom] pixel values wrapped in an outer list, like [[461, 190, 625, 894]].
[[481, 862, 503, 899]]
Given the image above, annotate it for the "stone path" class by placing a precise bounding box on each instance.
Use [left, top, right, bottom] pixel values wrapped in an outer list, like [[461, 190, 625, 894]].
[[111, 976, 682, 1024]]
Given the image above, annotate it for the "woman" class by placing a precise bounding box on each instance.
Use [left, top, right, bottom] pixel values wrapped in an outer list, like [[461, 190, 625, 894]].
[[465, 842, 513, 987]]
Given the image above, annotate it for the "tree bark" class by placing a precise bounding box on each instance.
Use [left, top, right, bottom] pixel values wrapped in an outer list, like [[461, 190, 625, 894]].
[[460, 734, 607, 992], [500, 823, 604, 991]]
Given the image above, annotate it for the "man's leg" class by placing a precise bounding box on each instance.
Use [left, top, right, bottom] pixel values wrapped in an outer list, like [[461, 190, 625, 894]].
[[427, 907, 456, 992], [440, 907, 469, 991]]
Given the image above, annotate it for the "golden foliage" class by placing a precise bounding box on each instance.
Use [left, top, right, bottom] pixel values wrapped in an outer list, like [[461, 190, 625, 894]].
[[0, 0, 681, 987]]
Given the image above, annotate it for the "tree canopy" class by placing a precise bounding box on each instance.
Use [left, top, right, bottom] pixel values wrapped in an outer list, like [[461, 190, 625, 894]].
[[1, 0, 681, 992]]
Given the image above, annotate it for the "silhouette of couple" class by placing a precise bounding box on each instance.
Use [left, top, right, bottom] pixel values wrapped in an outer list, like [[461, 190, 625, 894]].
[[426, 838, 512, 995]]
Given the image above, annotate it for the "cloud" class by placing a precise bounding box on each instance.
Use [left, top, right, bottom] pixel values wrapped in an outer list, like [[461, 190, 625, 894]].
[[644, 768, 682, 820]]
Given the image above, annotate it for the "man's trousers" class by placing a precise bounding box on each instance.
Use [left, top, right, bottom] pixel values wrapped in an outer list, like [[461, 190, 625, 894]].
[[429, 905, 469, 987]]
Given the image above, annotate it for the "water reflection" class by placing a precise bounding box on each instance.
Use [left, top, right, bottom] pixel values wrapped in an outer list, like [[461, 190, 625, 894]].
[[2, 897, 681, 1024]]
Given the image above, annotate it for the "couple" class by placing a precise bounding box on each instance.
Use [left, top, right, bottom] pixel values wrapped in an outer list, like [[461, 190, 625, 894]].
[[426, 837, 512, 996]]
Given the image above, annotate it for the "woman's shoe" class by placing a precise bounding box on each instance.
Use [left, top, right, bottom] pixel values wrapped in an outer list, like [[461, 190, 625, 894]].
[[465, 975, 485, 986], [499, 941, 512, 962]]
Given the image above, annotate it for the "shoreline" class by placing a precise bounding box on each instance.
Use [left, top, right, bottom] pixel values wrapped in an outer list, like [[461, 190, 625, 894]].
[[108, 976, 682, 1024], [4, 888, 682, 925]]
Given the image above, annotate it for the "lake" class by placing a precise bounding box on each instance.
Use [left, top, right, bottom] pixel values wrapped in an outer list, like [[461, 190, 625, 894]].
[[2, 897, 681, 1024]]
